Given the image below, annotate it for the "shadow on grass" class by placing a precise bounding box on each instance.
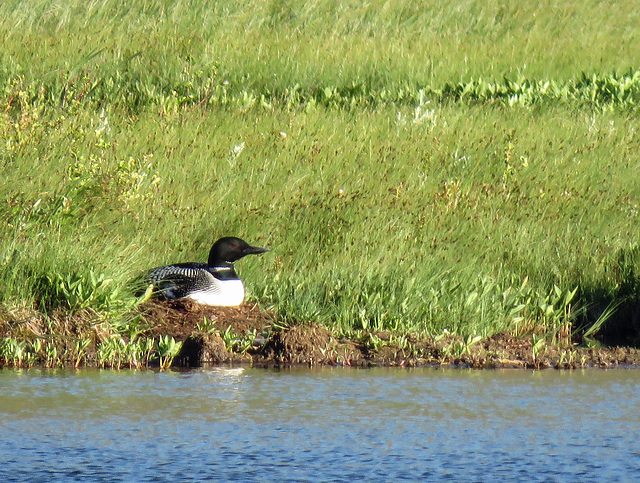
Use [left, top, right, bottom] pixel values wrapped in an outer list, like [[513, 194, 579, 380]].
[[576, 245, 640, 347]]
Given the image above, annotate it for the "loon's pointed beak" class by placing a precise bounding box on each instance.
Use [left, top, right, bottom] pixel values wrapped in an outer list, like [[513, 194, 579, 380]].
[[244, 245, 269, 255]]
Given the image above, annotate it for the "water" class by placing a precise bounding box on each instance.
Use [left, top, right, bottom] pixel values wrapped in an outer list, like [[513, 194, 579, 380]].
[[1, 367, 639, 482]]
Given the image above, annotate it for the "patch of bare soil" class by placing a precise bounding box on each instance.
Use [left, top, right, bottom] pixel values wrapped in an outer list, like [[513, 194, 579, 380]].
[[139, 299, 275, 339], [261, 324, 363, 366]]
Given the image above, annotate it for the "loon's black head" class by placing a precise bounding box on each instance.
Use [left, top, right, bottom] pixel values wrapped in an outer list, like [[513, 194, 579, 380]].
[[208, 236, 269, 266]]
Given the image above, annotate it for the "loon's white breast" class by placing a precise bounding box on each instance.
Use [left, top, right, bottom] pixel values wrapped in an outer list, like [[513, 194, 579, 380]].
[[184, 276, 245, 306]]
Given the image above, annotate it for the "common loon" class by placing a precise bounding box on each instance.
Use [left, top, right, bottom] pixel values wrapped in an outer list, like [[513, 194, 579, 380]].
[[147, 236, 269, 306]]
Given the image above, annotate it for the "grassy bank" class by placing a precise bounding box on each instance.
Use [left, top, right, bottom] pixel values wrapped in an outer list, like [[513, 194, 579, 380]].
[[2, 0, 640, 367]]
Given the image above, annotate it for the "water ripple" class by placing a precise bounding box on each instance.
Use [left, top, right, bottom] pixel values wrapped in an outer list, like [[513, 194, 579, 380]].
[[1, 367, 639, 481]]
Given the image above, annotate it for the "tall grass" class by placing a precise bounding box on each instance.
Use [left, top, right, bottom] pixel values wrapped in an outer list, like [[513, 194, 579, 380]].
[[2, 0, 640, 345], [2, 0, 638, 86], [1, 0, 639, 110]]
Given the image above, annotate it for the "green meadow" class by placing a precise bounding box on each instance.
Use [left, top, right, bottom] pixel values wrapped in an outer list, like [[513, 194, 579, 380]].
[[1, 0, 640, 366]]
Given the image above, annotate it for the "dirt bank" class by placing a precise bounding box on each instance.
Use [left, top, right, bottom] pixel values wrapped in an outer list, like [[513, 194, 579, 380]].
[[2, 300, 640, 369], [139, 300, 640, 369]]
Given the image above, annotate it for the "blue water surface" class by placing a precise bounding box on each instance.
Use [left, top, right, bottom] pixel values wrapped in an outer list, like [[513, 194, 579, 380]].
[[1, 366, 639, 482]]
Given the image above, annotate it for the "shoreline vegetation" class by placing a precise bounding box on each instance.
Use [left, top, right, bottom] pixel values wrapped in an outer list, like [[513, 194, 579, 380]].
[[2, 0, 640, 369], [3, 300, 640, 370]]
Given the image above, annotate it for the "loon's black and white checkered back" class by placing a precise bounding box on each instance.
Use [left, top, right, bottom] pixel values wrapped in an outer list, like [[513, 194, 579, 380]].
[[147, 263, 245, 306], [148, 264, 219, 300]]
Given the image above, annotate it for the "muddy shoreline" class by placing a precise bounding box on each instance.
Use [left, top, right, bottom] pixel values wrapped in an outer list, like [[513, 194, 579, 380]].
[[2, 300, 640, 369], [130, 300, 640, 369]]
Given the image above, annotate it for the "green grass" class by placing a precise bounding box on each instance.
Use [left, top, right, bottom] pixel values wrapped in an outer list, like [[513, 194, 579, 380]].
[[2, 0, 640, 357], [2, 0, 638, 87], [1, 0, 639, 110]]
